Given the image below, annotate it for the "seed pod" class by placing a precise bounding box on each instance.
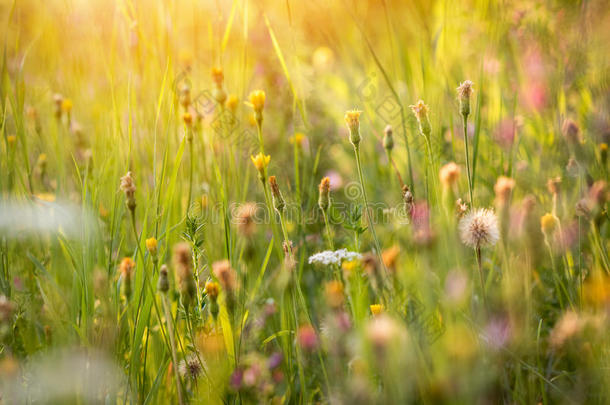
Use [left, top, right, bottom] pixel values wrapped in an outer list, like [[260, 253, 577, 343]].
[[269, 176, 286, 212], [157, 265, 170, 293]]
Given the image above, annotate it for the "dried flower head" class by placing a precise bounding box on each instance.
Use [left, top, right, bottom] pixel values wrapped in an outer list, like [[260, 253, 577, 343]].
[[458, 208, 499, 248], [457, 80, 474, 117], [439, 162, 461, 190], [119, 257, 135, 298], [344, 110, 363, 146], [235, 202, 258, 236], [173, 243, 196, 306], [318, 177, 331, 211], [157, 265, 169, 293], [0, 295, 15, 323], [179, 355, 203, 380], [212, 259, 237, 293], [547, 177, 561, 195], [268, 175, 286, 212], [494, 176, 516, 204], [120, 171, 136, 212]]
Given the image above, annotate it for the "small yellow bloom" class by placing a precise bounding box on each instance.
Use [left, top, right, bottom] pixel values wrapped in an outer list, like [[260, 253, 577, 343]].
[[248, 90, 266, 113], [341, 260, 358, 274], [183, 112, 193, 126], [226, 94, 239, 113], [370, 304, 383, 316], [99, 203, 109, 218], [6, 135, 16, 145], [540, 213, 559, 235], [146, 237, 158, 256], [119, 257, 136, 277], [204, 281, 220, 300], [409, 100, 429, 120], [250, 153, 270, 173], [211, 67, 224, 87], [290, 132, 306, 147], [61, 99, 73, 113], [34, 193, 56, 202]]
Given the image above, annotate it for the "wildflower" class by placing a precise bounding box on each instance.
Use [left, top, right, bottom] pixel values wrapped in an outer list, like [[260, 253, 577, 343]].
[[366, 315, 401, 352], [157, 264, 169, 293], [0, 295, 15, 323], [324, 280, 345, 309], [318, 177, 331, 212], [370, 304, 383, 316], [211, 67, 227, 104], [561, 119, 581, 145], [410, 100, 431, 137], [235, 202, 258, 236], [439, 162, 460, 190], [205, 281, 220, 319], [61, 98, 73, 115], [344, 109, 362, 146], [179, 84, 191, 109], [212, 260, 237, 294], [268, 175, 286, 212], [119, 257, 135, 299], [549, 311, 584, 349], [179, 355, 203, 380], [458, 208, 499, 249], [547, 177, 561, 195], [297, 324, 318, 351], [308, 249, 362, 266], [183, 112, 193, 127], [341, 260, 358, 276], [226, 94, 239, 113], [173, 243, 196, 308], [455, 198, 468, 218], [540, 213, 559, 236], [249, 90, 265, 125], [457, 80, 474, 117], [119, 171, 136, 212], [381, 245, 400, 270], [250, 153, 270, 181], [402, 185, 414, 219], [382, 124, 394, 152], [53, 93, 63, 118], [146, 237, 158, 257], [6, 135, 16, 146], [494, 176, 515, 205]]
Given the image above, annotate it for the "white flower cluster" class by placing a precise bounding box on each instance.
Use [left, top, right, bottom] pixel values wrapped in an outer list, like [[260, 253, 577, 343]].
[[308, 249, 362, 266]]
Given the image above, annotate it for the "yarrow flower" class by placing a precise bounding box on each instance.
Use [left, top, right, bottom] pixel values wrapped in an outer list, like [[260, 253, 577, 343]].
[[308, 249, 362, 266], [458, 208, 499, 249]]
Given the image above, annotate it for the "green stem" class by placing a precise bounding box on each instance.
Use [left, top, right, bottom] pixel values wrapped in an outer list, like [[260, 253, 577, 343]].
[[462, 115, 474, 205]]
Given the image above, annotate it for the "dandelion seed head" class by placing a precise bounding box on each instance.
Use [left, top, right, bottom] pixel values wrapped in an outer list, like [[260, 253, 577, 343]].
[[458, 208, 499, 248]]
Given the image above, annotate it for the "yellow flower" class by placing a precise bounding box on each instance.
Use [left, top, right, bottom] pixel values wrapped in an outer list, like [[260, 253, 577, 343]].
[[540, 213, 559, 235], [344, 110, 362, 145], [6, 135, 16, 145], [34, 193, 56, 202], [226, 94, 239, 113], [248, 90, 265, 113], [204, 281, 220, 300], [370, 304, 383, 316], [250, 153, 270, 173], [290, 132, 306, 147], [146, 237, 158, 256], [61, 98, 73, 113], [341, 260, 358, 275], [211, 67, 224, 87], [183, 112, 193, 126]]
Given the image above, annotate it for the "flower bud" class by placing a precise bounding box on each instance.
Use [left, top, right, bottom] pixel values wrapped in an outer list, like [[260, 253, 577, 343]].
[[157, 264, 169, 293], [457, 80, 474, 118], [383, 124, 394, 151], [146, 237, 158, 257], [344, 110, 362, 146], [268, 176, 286, 212], [318, 177, 331, 211], [410, 100, 431, 137]]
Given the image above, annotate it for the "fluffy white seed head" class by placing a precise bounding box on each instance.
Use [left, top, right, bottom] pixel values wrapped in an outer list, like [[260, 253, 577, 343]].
[[458, 208, 499, 248]]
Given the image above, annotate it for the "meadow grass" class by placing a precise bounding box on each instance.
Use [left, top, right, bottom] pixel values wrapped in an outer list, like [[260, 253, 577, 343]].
[[1, 0, 610, 403]]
